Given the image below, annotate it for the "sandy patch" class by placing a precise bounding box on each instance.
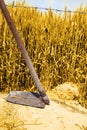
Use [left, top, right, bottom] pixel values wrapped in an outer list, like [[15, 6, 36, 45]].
[[0, 92, 87, 130]]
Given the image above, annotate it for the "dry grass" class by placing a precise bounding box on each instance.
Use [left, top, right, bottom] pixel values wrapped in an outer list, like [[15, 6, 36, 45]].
[[0, 102, 27, 130]]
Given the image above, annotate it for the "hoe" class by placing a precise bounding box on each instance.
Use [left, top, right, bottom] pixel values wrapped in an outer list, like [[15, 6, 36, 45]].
[[0, 0, 50, 108]]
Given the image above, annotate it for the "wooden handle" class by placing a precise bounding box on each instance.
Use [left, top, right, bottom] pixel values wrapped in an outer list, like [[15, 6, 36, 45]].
[[0, 0, 50, 104]]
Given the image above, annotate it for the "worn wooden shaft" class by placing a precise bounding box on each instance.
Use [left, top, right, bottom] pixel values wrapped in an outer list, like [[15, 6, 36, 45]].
[[0, 0, 50, 104]]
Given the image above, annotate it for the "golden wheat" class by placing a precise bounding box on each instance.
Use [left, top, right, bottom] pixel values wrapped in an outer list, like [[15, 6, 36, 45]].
[[0, 3, 87, 107]]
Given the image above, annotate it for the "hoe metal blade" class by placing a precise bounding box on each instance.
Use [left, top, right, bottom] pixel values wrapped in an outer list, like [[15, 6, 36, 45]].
[[6, 91, 45, 108]]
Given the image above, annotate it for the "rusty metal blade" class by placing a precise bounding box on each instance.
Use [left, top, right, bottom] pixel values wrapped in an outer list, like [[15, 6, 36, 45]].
[[6, 91, 45, 108]]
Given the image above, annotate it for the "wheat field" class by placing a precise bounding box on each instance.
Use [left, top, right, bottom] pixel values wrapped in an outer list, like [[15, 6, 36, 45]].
[[0, 3, 87, 106]]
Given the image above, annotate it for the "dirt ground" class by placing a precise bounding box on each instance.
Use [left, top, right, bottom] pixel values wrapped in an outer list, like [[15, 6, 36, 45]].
[[0, 83, 87, 130]]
